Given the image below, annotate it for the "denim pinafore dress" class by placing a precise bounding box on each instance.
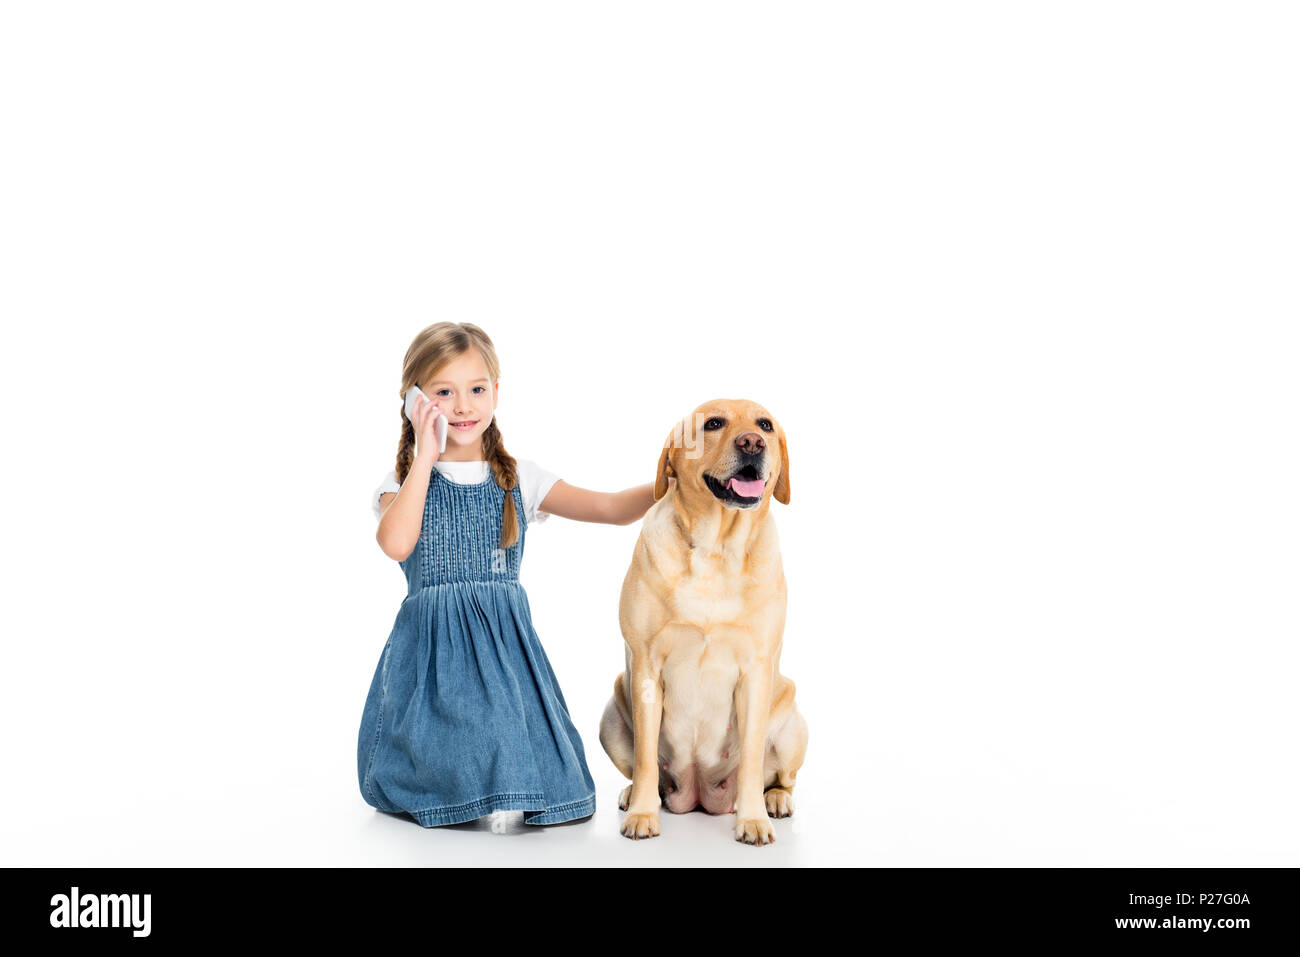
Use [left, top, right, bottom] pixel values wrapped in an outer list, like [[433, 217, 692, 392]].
[[356, 469, 597, 827]]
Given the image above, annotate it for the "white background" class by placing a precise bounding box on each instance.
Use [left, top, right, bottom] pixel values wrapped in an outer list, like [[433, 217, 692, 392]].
[[2, 2, 1296, 867]]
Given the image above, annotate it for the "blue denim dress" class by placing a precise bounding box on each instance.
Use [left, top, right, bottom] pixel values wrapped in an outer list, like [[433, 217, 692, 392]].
[[357, 470, 597, 826]]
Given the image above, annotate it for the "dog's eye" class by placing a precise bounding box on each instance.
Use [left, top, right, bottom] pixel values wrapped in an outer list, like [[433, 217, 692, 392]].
[[703, 418, 725, 430], [757, 419, 773, 432]]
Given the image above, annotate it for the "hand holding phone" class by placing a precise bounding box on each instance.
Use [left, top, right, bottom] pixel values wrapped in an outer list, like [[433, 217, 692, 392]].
[[404, 385, 448, 455]]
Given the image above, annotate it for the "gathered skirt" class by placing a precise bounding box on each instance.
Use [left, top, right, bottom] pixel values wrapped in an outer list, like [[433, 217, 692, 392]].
[[357, 579, 596, 826]]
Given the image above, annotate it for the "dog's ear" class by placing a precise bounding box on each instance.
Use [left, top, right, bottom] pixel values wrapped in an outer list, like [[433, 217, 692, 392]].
[[773, 429, 791, 505], [655, 428, 678, 501]]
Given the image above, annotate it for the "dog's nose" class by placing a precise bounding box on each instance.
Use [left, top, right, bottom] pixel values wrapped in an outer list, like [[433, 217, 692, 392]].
[[735, 432, 765, 455]]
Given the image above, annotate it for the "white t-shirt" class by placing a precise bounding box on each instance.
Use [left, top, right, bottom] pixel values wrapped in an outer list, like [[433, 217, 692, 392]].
[[372, 459, 562, 526]]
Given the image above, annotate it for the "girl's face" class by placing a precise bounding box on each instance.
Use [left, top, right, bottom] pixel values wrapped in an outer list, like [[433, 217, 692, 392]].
[[424, 350, 499, 458]]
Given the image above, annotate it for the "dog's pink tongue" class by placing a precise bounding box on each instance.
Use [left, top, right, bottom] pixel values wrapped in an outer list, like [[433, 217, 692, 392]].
[[728, 476, 765, 498]]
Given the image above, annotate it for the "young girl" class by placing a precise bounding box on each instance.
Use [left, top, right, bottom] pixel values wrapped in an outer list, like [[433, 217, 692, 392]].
[[357, 322, 660, 832]]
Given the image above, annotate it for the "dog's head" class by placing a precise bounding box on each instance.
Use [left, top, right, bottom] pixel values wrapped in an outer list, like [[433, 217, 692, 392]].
[[655, 399, 790, 509]]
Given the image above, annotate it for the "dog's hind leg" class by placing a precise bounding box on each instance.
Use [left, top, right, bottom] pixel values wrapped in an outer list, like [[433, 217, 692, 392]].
[[599, 673, 635, 785]]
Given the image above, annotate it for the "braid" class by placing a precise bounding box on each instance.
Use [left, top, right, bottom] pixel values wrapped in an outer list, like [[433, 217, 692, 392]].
[[395, 405, 416, 485], [481, 417, 520, 549]]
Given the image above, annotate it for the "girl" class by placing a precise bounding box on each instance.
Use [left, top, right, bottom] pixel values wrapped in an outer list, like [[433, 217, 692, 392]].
[[357, 322, 662, 832]]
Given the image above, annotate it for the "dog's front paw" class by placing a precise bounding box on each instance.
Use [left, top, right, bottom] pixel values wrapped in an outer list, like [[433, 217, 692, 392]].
[[618, 784, 632, 811], [621, 811, 661, 840], [764, 786, 794, 818], [735, 815, 776, 845]]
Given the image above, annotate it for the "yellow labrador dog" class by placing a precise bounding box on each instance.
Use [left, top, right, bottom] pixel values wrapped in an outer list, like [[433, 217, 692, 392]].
[[599, 398, 808, 845]]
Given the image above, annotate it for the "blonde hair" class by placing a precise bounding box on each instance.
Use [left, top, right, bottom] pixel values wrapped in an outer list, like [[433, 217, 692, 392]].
[[394, 322, 521, 549]]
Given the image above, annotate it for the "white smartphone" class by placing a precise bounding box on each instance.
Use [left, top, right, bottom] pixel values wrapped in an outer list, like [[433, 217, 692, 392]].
[[404, 385, 448, 453]]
